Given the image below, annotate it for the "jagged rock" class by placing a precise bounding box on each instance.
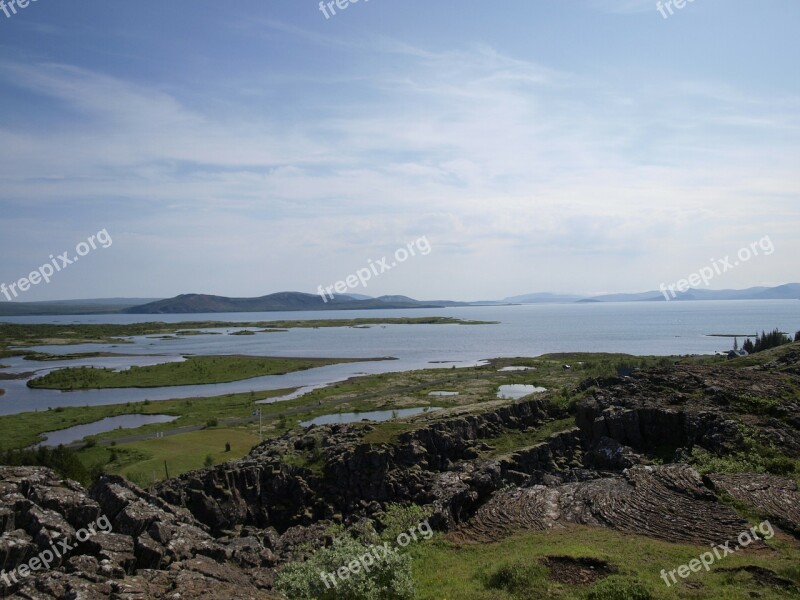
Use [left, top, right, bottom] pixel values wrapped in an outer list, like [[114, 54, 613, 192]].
[[2, 348, 799, 598]]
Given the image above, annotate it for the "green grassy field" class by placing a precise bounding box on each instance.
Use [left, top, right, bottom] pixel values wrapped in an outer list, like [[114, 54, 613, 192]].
[[412, 526, 800, 599], [78, 427, 261, 486], [27, 355, 381, 390], [0, 388, 294, 450]]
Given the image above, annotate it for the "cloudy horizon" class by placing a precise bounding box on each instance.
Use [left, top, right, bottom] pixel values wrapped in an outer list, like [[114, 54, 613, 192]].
[[1, 0, 798, 302]]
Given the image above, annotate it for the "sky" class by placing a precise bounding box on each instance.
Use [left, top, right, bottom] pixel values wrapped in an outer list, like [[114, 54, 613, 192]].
[[0, 0, 798, 302]]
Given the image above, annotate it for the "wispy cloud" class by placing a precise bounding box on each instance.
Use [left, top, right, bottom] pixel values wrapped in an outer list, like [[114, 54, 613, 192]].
[[0, 22, 798, 298]]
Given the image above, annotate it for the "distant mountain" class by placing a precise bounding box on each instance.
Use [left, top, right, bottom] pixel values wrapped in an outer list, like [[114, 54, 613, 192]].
[[587, 284, 800, 303], [752, 283, 800, 300], [0, 298, 163, 316], [123, 292, 456, 314], [3, 284, 797, 317], [504, 292, 584, 304]]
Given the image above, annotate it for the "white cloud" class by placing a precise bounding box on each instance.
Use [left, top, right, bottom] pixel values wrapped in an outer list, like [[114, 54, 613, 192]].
[[0, 35, 798, 299]]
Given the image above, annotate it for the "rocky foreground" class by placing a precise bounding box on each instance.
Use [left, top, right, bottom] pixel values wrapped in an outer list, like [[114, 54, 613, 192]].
[[2, 347, 800, 598]]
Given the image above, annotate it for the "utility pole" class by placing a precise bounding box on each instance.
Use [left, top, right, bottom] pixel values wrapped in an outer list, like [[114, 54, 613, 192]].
[[253, 408, 262, 442]]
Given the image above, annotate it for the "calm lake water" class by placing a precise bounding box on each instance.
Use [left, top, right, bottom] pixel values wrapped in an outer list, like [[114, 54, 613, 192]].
[[1, 301, 797, 416], [497, 385, 547, 399], [36, 414, 178, 446]]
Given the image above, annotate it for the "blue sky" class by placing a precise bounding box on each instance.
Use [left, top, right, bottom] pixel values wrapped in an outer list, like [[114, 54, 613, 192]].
[[0, 0, 798, 301]]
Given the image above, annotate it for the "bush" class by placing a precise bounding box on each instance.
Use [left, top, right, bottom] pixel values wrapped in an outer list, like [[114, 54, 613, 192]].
[[585, 576, 653, 600], [206, 418, 218, 428], [484, 561, 548, 595], [765, 456, 796, 476], [274, 534, 415, 600], [378, 504, 430, 542], [204, 454, 214, 467], [0, 445, 91, 485]]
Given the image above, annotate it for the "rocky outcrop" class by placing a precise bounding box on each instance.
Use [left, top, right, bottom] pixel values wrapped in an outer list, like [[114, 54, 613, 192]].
[[2, 347, 799, 598], [0, 467, 283, 599], [705, 473, 800, 537], [450, 465, 754, 545], [154, 399, 567, 534]]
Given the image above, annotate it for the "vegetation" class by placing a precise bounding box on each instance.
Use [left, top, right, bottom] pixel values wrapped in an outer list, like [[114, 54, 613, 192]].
[[585, 576, 653, 600], [413, 526, 800, 599], [78, 427, 261, 486], [0, 445, 93, 486], [377, 503, 433, 542], [27, 355, 375, 390], [0, 317, 493, 350], [275, 530, 415, 600], [0, 388, 293, 450], [479, 417, 576, 458], [483, 561, 549, 597], [741, 329, 793, 354]]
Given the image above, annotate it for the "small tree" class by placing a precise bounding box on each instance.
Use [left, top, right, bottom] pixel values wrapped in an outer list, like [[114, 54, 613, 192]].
[[204, 454, 214, 467]]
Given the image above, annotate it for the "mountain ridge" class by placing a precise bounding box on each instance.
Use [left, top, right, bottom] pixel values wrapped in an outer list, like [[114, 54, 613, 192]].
[[0, 284, 797, 316]]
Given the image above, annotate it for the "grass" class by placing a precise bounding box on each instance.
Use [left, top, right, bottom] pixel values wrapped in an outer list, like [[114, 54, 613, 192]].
[[0, 317, 494, 349], [27, 355, 380, 390], [78, 427, 261, 486], [0, 388, 294, 450], [479, 417, 577, 457], [412, 525, 800, 599]]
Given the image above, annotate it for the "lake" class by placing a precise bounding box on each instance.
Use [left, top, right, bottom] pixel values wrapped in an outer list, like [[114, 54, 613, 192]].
[[0, 300, 797, 415], [36, 414, 178, 447]]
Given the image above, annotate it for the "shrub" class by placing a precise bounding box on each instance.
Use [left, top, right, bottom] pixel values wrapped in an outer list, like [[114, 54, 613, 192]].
[[0, 445, 91, 485], [204, 454, 214, 467], [274, 534, 415, 600], [378, 504, 430, 542], [585, 576, 653, 600], [484, 561, 548, 595], [765, 456, 796, 476], [206, 418, 218, 428]]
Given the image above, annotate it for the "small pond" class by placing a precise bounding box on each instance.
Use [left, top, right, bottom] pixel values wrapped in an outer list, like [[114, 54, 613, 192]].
[[496, 384, 547, 399]]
